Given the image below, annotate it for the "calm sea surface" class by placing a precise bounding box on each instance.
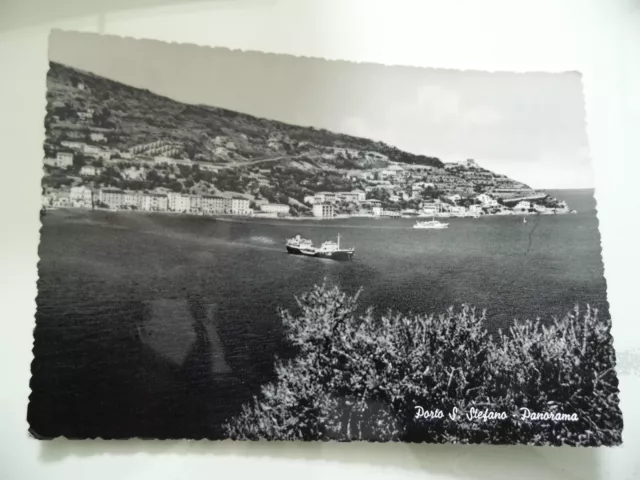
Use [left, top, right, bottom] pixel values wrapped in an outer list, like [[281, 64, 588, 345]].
[[31, 189, 609, 438]]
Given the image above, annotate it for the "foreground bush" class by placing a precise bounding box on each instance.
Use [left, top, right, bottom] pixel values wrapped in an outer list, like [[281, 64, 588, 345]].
[[223, 283, 622, 445]]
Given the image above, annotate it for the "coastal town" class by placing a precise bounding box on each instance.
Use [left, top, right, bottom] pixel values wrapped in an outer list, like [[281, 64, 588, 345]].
[[42, 146, 574, 219], [41, 64, 575, 220]]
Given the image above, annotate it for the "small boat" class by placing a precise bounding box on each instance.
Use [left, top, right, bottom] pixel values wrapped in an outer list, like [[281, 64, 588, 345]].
[[523, 217, 527, 224], [414, 218, 448, 229], [285, 234, 355, 261]]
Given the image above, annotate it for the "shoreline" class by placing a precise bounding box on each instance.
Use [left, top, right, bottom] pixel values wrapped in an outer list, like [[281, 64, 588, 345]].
[[43, 206, 575, 223]]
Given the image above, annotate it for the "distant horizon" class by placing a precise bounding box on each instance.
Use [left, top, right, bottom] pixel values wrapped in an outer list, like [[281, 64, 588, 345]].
[[48, 31, 596, 190]]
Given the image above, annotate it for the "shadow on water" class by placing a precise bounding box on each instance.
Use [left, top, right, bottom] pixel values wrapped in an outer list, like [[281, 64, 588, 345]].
[[29, 294, 257, 440]]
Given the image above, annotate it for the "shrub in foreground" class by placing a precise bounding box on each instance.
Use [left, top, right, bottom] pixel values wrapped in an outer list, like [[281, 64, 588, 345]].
[[223, 283, 622, 445]]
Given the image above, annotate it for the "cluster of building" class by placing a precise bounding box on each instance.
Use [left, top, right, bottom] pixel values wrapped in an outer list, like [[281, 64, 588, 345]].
[[42, 187, 298, 218], [303, 190, 366, 204], [128, 140, 181, 157]]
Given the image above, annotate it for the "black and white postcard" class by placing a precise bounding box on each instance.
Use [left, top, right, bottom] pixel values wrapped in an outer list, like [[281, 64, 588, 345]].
[[29, 30, 622, 445]]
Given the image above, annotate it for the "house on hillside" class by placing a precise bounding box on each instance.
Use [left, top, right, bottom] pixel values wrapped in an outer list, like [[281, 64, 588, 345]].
[[80, 165, 102, 177], [61, 141, 87, 151], [90, 132, 107, 142], [122, 167, 145, 180], [475, 193, 499, 207], [77, 109, 94, 122], [514, 201, 532, 212], [43, 151, 74, 168]]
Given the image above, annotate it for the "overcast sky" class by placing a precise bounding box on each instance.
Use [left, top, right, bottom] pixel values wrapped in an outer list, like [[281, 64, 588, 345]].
[[49, 30, 594, 189]]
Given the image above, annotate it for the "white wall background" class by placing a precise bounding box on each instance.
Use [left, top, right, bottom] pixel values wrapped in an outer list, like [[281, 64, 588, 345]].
[[0, 0, 639, 479]]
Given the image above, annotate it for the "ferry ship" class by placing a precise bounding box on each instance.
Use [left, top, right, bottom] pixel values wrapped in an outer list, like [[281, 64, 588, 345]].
[[413, 218, 449, 229], [285, 234, 355, 261]]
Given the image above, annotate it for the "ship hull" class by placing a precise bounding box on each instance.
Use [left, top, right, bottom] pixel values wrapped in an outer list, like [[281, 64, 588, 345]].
[[286, 245, 354, 261], [313, 250, 354, 261]]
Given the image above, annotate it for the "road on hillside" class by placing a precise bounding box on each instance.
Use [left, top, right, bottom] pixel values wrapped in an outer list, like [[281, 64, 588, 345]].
[[217, 155, 297, 168]]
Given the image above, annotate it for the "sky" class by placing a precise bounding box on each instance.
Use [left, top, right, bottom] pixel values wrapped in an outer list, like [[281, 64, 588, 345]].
[[49, 30, 595, 189]]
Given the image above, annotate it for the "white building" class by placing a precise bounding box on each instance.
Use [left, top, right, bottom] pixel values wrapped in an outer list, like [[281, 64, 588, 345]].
[[44, 152, 74, 168], [60, 141, 87, 151], [533, 204, 547, 213], [122, 167, 145, 180], [154, 156, 177, 166], [515, 201, 532, 211], [90, 132, 107, 142], [231, 197, 251, 215], [69, 186, 93, 206], [371, 205, 383, 216], [469, 204, 483, 214], [445, 194, 462, 203], [141, 193, 168, 211], [167, 193, 191, 212], [475, 193, 499, 207], [260, 203, 290, 215], [458, 159, 478, 168], [77, 110, 94, 121], [353, 190, 366, 202], [80, 165, 102, 176], [189, 195, 203, 212], [312, 204, 335, 218], [313, 192, 338, 203], [124, 192, 142, 209]]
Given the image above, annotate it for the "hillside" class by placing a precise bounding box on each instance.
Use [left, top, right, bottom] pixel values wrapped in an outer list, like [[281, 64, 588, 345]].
[[44, 62, 443, 169], [42, 62, 551, 216]]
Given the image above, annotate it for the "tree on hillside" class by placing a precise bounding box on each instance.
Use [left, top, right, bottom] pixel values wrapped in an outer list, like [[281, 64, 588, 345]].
[[72, 153, 87, 172]]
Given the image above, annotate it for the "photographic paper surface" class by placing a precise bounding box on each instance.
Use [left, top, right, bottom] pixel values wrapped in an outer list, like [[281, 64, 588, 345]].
[[29, 30, 622, 445]]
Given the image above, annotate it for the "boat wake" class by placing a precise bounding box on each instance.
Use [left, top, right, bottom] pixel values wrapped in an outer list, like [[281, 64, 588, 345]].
[[248, 236, 277, 245]]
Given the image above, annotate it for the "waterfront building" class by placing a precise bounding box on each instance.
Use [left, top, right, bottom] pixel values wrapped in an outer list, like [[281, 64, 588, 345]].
[[312, 203, 335, 218], [515, 201, 532, 211], [533, 204, 547, 213], [231, 197, 251, 215], [70, 186, 93, 206], [99, 188, 125, 208], [141, 193, 168, 211], [421, 201, 445, 214], [260, 203, 290, 215], [124, 192, 143, 209], [167, 193, 191, 212], [371, 205, 383, 216], [201, 195, 227, 213], [475, 193, 499, 207], [189, 195, 203, 212], [469, 205, 483, 214]]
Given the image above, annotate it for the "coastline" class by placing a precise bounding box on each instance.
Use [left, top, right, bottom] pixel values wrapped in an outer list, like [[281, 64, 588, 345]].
[[44, 205, 575, 224]]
